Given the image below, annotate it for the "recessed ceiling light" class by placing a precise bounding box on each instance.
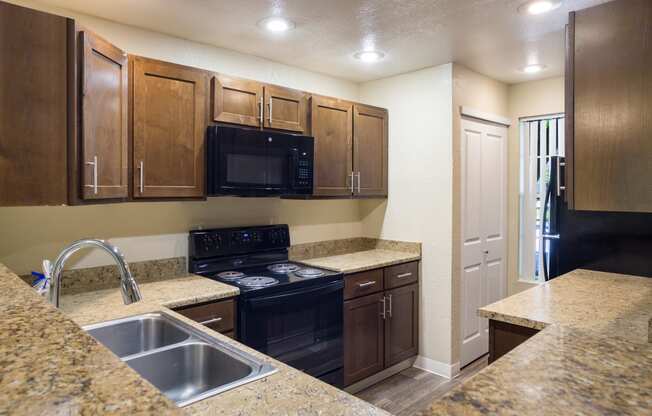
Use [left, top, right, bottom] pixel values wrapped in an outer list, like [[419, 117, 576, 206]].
[[518, 1, 562, 15], [521, 64, 546, 74], [354, 50, 385, 63], [258, 17, 295, 33]]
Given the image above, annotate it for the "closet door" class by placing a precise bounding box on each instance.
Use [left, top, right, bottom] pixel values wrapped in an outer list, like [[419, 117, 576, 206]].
[[459, 116, 507, 367]]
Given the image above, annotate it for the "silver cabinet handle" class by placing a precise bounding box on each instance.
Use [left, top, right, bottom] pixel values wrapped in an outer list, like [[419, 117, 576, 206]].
[[268, 97, 273, 124], [199, 317, 223, 326], [380, 296, 386, 320], [350, 172, 354, 193], [357, 172, 361, 193], [85, 155, 98, 194], [259, 96, 263, 125], [358, 281, 376, 288], [387, 294, 392, 318], [139, 161, 144, 194], [396, 272, 412, 279]]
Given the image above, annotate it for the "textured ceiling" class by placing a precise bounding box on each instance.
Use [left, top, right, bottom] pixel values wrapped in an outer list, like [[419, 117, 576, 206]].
[[33, 0, 608, 84]]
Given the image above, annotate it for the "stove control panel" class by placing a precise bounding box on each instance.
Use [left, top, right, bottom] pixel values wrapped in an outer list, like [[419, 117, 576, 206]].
[[190, 224, 290, 259]]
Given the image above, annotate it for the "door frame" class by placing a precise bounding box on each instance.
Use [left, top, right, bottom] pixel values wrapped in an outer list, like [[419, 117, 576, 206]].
[[458, 107, 509, 368]]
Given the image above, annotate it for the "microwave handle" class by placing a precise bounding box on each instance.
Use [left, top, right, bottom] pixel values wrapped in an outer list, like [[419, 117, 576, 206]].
[[289, 148, 299, 189]]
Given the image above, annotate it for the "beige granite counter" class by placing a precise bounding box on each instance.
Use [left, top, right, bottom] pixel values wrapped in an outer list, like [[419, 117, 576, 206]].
[[301, 249, 421, 274], [1, 262, 389, 416], [423, 269, 652, 415], [479, 269, 652, 344], [0, 263, 179, 415], [424, 325, 652, 416]]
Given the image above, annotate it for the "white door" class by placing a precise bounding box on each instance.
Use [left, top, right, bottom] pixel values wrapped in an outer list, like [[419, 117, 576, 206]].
[[460, 115, 507, 368]]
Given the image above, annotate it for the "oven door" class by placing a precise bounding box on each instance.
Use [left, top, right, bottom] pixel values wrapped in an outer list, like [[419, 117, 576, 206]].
[[238, 280, 344, 386]]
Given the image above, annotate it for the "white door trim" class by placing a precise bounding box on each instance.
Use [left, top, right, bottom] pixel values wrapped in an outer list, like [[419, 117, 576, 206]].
[[460, 106, 511, 127]]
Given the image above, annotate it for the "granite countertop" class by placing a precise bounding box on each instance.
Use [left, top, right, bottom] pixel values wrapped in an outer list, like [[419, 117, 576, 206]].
[[301, 249, 421, 274], [479, 269, 652, 344], [1, 263, 389, 416], [424, 269, 652, 416]]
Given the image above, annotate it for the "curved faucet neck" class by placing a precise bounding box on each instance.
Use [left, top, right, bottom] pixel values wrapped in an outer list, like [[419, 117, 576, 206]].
[[47, 239, 142, 307]]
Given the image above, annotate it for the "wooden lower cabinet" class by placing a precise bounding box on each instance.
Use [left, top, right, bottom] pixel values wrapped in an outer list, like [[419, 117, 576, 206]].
[[344, 292, 385, 386], [488, 319, 539, 364], [173, 298, 236, 334], [343, 262, 419, 387], [385, 284, 419, 366]]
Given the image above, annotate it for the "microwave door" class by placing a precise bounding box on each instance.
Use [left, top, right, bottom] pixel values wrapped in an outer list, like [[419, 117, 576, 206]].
[[220, 129, 269, 191]]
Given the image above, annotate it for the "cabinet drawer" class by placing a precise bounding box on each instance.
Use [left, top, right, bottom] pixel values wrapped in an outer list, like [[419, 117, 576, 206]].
[[174, 298, 235, 333], [344, 269, 384, 300], [384, 261, 419, 289]]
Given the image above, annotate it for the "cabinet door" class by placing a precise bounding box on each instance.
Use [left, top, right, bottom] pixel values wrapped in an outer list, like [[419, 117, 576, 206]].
[[353, 104, 388, 197], [0, 2, 69, 206], [385, 284, 419, 367], [212, 74, 263, 128], [263, 84, 308, 133], [571, 0, 652, 212], [344, 292, 385, 386], [79, 31, 128, 200], [311, 96, 353, 196], [132, 57, 206, 198]]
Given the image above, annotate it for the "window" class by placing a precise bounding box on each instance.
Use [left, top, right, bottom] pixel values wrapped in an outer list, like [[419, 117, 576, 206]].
[[518, 114, 565, 282]]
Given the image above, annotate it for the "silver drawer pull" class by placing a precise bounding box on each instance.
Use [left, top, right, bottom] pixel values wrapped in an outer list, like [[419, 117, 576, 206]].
[[199, 317, 223, 326], [396, 272, 413, 279], [358, 281, 376, 288]]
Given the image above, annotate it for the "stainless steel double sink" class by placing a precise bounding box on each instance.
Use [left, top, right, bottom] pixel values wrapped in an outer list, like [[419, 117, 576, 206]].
[[83, 312, 276, 407]]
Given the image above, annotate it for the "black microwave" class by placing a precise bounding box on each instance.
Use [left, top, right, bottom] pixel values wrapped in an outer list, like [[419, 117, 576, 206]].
[[207, 125, 314, 196]]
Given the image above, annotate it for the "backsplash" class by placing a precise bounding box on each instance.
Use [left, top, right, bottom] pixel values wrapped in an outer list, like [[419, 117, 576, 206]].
[[289, 237, 421, 260], [20, 257, 186, 295]]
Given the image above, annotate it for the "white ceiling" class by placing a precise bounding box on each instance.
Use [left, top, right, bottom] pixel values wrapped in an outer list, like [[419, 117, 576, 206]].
[[35, 0, 608, 84]]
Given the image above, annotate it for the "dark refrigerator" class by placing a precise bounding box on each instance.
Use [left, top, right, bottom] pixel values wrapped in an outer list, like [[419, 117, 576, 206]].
[[543, 156, 652, 280]]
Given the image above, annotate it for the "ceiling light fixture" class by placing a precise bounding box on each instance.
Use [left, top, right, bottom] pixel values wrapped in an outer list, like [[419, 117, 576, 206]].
[[354, 50, 385, 63], [521, 64, 546, 74], [518, 1, 562, 15], [258, 16, 295, 33]]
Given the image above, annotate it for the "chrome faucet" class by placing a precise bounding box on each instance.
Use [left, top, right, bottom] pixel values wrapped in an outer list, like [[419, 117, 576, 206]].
[[46, 239, 142, 308]]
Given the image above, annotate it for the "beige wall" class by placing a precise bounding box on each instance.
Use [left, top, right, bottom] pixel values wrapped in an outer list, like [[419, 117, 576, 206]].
[[0, 0, 363, 275], [506, 77, 565, 295], [358, 64, 455, 372], [451, 64, 509, 366]]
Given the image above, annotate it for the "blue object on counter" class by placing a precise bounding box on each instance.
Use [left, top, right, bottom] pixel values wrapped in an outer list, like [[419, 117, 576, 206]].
[[31, 271, 46, 285]]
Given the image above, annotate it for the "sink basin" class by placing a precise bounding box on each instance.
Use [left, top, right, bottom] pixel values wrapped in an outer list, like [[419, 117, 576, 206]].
[[85, 314, 189, 358], [83, 312, 276, 406], [125, 342, 254, 405]]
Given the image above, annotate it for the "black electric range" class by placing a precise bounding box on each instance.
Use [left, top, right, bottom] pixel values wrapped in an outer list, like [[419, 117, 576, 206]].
[[188, 224, 344, 387]]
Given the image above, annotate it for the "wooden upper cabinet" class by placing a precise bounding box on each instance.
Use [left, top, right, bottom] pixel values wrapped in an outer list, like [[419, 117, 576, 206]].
[[0, 2, 69, 206], [212, 74, 263, 128], [264, 84, 308, 133], [344, 292, 385, 386], [311, 96, 353, 196], [568, 0, 652, 212], [353, 104, 388, 197], [132, 57, 207, 198], [79, 31, 128, 200], [385, 284, 419, 367]]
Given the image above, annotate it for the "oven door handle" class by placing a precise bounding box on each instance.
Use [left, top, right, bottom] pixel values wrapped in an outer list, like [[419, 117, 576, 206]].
[[246, 280, 344, 309]]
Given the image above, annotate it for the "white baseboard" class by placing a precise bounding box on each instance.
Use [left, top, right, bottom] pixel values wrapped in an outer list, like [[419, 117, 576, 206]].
[[413, 355, 460, 379]]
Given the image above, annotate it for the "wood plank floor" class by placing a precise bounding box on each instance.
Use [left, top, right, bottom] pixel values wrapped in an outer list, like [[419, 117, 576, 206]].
[[355, 355, 488, 416]]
